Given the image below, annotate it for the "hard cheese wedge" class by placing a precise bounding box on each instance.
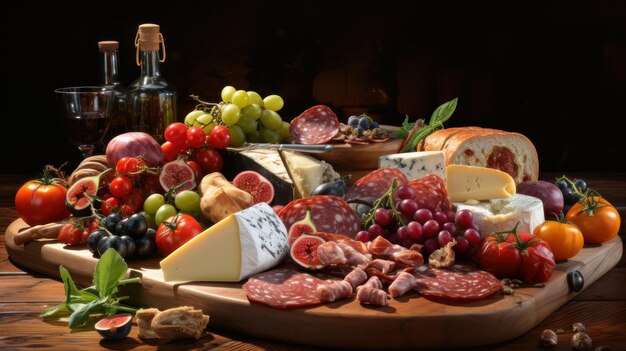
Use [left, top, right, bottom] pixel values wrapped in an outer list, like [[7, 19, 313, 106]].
[[454, 194, 545, 237], [160, 202, 289, 282], [280, 150, 340, 198], [446, 164, 516, 202], [378, 151, 446, 181]]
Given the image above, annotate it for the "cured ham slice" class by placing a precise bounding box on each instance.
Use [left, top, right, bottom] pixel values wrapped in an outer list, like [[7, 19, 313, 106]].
[[316, 280, 353, 302], [388, 272, 418, 298], [357, 286, 388, 307], [317, 241, 346, 265], [343, 267, 368, 289]]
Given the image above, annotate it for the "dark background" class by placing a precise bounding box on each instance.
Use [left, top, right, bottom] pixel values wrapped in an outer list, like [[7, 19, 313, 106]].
[[2, 0, 625, 175]]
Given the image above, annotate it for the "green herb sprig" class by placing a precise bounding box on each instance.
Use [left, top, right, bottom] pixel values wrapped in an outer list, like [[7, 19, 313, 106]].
[[41, 248, 141, 329], [397, 97, 458, 152]]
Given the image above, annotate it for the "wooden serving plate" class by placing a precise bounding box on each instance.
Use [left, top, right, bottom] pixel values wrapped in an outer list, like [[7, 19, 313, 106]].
[[4, 219, 622, 349]]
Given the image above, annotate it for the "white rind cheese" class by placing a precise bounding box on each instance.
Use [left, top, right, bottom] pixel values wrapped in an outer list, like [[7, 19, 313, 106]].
[[280, 151, 340, 198], [160, 203, 289, 282], [446, 164, 516, 202], [378, 151, 446, 181], [454, 194, 545, 237]]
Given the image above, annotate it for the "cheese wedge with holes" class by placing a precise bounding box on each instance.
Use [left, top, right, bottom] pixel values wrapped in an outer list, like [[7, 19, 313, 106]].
[[378, 151, 446, 181], [446, 164, 516, 202], [160, 203, 289, 282], [454, 194, 545, 237]]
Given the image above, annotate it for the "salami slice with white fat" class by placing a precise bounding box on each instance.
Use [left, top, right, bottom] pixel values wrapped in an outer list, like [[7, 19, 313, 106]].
[[243, 268, 340, 308], [413, 265, 501, 301], [406, 174, 452, 213], [279, 196, 361, 238], [289, 105, 340, 144], [344, 168, 409, 203]]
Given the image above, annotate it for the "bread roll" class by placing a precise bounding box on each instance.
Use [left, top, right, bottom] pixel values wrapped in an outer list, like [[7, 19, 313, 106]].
[[423, 127, 538, 184]]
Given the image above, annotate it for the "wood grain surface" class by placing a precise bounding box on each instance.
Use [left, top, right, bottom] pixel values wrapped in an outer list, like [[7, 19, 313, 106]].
[[1, 173, 626, 350]]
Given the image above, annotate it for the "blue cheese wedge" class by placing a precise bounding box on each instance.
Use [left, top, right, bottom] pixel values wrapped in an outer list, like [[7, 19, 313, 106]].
[[160, 203, 289, 282], [378, 151, 446, 181], [454, 194, 545, 237]]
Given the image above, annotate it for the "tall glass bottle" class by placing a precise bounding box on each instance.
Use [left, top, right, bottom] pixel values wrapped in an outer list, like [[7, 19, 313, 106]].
[[126, 23, 177, 143], [99, 40, 127, 142]]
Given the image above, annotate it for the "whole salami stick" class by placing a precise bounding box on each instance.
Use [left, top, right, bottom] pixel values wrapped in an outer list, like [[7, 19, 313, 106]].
[[14, 221, 67, 246]]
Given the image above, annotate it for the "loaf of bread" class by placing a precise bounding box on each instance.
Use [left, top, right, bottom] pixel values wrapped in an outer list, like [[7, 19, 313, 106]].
[[136, 306, 210, 340], [422, 127, 538, 184]]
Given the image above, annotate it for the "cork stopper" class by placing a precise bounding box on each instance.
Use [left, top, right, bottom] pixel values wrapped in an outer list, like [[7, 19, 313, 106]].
[[98, 41, 119, 52], [136, 23, 161, 52]]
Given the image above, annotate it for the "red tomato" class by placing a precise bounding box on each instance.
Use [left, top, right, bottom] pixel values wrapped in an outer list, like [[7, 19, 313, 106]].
[[517, 233, 556, 284], [101, 197, 119, 216], [121, 188, 144, 215], [186, 160, 203, 181], [15, 173, 70, 226], [109, 176, 133, 198], [476, 232, 521, 279], [155, 214, 203, 256], [566, 196, 621, 244], [207, 125, 230, 149], [116, 156, 146, 176], [193, 148, 223, 173], [161, 141, 187, 162], [164, 122, 188, 148], [58, 222, 83, 245], [186, 126, 206, 149]]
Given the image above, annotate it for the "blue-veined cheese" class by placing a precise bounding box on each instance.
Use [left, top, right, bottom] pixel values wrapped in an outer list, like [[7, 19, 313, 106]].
[[446, 164, 516, 202], [378, 151, 446, 180], [160, 202, 289, 282], [454, 194, 545, 237]]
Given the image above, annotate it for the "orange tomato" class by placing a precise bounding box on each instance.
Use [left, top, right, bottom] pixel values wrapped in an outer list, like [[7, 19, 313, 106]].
[[566, 196, 621, 244], [533, 221, 584, 261]]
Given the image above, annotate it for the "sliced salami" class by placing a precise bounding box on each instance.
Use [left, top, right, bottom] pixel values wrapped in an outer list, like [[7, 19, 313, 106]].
[[344, 168, 409, 203], [289, 105, 340, 144], [279, 196, 361, 238], [243, 268, 340, 308], [413, 265, 501, 301], [406, 174, 452, 213]]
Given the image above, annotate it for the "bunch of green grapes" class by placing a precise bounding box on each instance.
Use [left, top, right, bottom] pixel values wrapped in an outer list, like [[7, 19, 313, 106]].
[[187, 86, 290, 147]]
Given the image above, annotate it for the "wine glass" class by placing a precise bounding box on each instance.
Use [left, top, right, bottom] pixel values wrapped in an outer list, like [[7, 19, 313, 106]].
[[55, 86, 115, 158]]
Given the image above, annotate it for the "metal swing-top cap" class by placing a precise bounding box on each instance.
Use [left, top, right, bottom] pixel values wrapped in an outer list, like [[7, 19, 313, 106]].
[[98, 41, 119, 52]]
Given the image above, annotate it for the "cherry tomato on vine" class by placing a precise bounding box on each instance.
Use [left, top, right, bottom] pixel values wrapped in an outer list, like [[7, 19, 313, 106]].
[[101, 197, 120, 216], [164, 122, 188, 148], [15, 171, 70, 226], [116, 156, 146, 176], [161, 141, 186, 162], [186, 160, 202, 181], [193, 148, 223, 173], [109, 176, 133, 198], [156, 214, 203, 256], [207, 125, 230, 149], [186, 126, 206, 149]]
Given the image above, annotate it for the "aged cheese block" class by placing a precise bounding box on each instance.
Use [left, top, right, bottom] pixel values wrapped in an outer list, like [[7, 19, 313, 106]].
[[446, 164, 516, 202], [160, 202, 289, 282], [280, 151, 340, 198], [378, 151, 446, 180], [455, 194, 545, 237]]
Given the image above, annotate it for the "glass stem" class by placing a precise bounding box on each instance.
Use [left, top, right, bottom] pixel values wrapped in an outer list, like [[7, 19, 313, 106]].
[[78, 145, 95, 159]]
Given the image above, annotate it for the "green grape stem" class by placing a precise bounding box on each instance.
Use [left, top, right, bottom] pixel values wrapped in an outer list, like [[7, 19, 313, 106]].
[[362, 179, 405, 229]]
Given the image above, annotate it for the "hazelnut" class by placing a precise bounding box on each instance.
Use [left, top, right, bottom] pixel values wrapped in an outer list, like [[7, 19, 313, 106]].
[[539, 329, 557, 348], [571, 332, 593, 351], [573, 322, 586, 333]]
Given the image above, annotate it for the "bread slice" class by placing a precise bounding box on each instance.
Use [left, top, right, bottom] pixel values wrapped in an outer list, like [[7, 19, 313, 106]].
[[423, 127, 538, 184], [149, 306, 210, 340], [136, 308, 160, 339]]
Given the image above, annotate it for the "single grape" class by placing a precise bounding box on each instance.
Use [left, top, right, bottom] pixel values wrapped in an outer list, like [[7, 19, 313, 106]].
[[442, 222, 457, 235], [399, 199, 419, 217], [371, 121, 380, 128], [423, 238, 438, 255], [396, 226, 409, 241], [263, 94, 284, 111], [143, 193, 165, 215], [355, 230, 371, 242], [277, 121, 291, 139], [395, 185, 415, 200], [242, 104, 263, 120], [221, 86, 236, 102], [358, 116, 369, 129], [247, 91, 263, 106], [573, 178, 587, 192], [347, 115, 358, 127], [464, 228, 481, 246], [236, 116, 258, 134], [433, 211, 448, 226], [437, 230, 453, 247], [555, 178, 569, 191], [455, 209, 474, 228], [422, 219, 440, 238], [229, 125, 246, 147], [414, 208, 433, 224], [368, 223, 383, 238], [568, 192, 582, 204], [155, 204, 177, 226], [184, 110, 204, 127], [193, 113, 215, 134], [231, 90, 249, 109], [445, 209, 456, 223], [260, 109, 283, 130], [261, 128, 280, 144], [174, 190, 201, 212], [374, 207, 392, 226], [221, 104, 241, 125], [454, 236, 470, 253], [247, 130, 263, 143], [355, 126, 365, 135], [406, 221, 423, 240]]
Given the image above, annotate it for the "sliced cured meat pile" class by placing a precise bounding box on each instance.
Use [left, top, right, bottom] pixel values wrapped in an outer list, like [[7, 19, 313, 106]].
[[406, 174, 452, 213], [279, 196, 361, 238], [243, 268, 340, 308], [344, 168, 409, 203], [413, 265, 501, 301], [289, 105, 340, 145]]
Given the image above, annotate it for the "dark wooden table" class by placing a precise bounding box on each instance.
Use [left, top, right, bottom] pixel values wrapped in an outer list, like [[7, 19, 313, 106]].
[[1, 173, 625, 350]]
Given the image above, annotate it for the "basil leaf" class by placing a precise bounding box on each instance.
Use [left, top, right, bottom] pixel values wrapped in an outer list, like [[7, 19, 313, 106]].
[[41, 303, 68, 318], [68, 300, 103, 329], [399, 98, 458, 152], [94, 248, 128, 299], [394, 115, 415, 139], [430, 97, 457, 124], [60, 266, 80, 304]]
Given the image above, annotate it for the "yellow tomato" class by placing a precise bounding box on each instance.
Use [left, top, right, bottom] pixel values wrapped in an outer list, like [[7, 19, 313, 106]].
[[566, 196, 621, 244], [533, 221, 584, 261]]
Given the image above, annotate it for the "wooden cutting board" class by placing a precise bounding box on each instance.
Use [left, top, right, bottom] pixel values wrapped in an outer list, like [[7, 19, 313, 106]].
[[4, 219, 622, 349]]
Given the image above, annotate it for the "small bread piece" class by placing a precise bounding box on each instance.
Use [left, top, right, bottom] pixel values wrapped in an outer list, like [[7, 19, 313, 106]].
[[151, 306, 210, 340], [428, 240, 456, 268], [136, 308, 160, 340], [423, 127, 538, 184]]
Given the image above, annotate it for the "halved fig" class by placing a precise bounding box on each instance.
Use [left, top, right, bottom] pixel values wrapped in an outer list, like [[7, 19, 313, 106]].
[[159, 159, 196, 194], [65, 174, 100, 216], [95, 313, 132, 339], [287, 207, 316, 246], [290, 234, 325, 270], [232, 170, 275, 204]]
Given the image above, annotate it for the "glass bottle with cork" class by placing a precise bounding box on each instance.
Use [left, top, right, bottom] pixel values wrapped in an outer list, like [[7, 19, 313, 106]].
[[126, 23, 177, 142], [98, 40, 127, 142]]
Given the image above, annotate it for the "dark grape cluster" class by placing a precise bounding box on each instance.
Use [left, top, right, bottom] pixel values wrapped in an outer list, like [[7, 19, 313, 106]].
[[555, 177, 587, 213], [357, 185, 481, 258], [87, 212, 157, 260]]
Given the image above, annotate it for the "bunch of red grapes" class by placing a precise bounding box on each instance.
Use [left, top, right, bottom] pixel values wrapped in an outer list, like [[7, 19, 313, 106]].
[[356, 185, 482, 258]]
